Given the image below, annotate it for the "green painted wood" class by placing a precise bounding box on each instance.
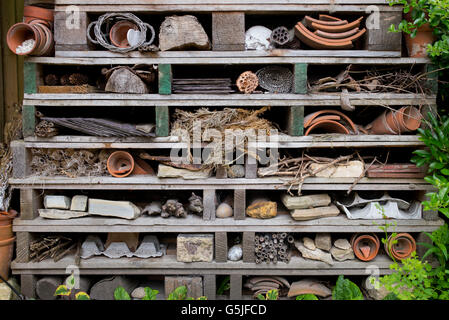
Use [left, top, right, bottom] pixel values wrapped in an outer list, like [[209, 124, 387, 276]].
[[288, 106, 304, 136], [426, 64, 438, 95], [294, 63, 308, 94], [156, 105, 169, 137], [24, 62, 38, 94], [158, 64, 172, 95], [22, 105, 36, 137]]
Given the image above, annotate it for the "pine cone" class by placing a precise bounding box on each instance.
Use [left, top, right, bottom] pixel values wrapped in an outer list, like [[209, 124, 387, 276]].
[[44, 74, 59, 86], [69, 73, 89, 85]]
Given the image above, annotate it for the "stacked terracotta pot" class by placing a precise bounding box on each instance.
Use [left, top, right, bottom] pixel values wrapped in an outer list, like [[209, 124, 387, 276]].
[[351, 233, 380, 262], [6, 6, 54, 56], [368, 106, 423, 135], [0, 210, 17, 282]]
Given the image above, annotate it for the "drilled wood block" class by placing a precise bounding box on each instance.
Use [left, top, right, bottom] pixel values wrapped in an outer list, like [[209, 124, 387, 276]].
[[20, 189, 42, 220], [288, 106, 305, 136], [230, 274, 242, 300], [242, 232, 256, 263], [203, 189, 216, 221], [215, 232, 228, 262], [294, 63, 308, 94], [203, 275, 216, 300], [364, 11, 402, 51], [54, 10, 91, 51], [155, 106, 169, 137], [234, 189, 246, 220], [212, 12, 245, 51], [158, 64, 172, 95], [165, 276, 203, 299]]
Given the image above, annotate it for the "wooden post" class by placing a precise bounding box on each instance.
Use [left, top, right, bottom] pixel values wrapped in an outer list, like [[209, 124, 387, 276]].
[[158, 64, 172, 95], [155, 106, 169, 137], [22, 105, 36, 138], [288, 105, 304, 136], [20, 189, 42, 220], [203, 275, 216, 300], [230, 274, 242, 300], [54, 10, 91, 52], [11, 140, 30, 178], [203, 189, 216, 221], [234, 189, 246, 220], [24, 62, 40, 94], [364, 11, 402, 51], [16, 232, 34, 263], [242, 232, 255, 263], [245, 154, 258, 179], [215, 232, 228, 263], [212, 12, 245, 51], [294, 63, 307, 94], [20, 274, 37, 299]]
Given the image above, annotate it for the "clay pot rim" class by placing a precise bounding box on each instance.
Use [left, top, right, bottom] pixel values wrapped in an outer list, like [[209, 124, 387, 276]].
[[0, 237, 16, 247], [386, 233, 416, 260], [6, 22, 39, 56], [24, 6, 54, 22], [305, 120, 350, 136], [351, 234, 380, 261], [0, 211, 18, 221], [400, 106, 422, 131], [107, 151, 135, 178], [109, 20, 139, 48], [304, 109, 357, 133], [34, 23, 54, 56]]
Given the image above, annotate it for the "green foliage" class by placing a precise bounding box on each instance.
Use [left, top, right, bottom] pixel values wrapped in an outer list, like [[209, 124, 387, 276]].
[[332, 276, 364, 300], [388, 0, 449, 69], [114, 286, 131, 300], [54, 284, 90, 300], [257, 289, 279, 300], [54, 285, 71, 297], [142, 288, 159, 300], [412, 112, 449, 219], [216, 276, 230, 295], [295, 294, 319, 300], [420, 224, 449, 270], [167, 285, 207, 300]]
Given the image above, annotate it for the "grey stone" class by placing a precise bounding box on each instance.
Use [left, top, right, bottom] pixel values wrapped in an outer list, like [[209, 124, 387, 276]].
[[334, 239, 351, 250], [216, 203, 233, 218], [330, 246, 355, 262], [142, 201, 162, 216], [70, 195, 88, 212], [227, 244, 243, 261], [177, 234, 214, 262], [295, 241, 334, 266], [131, 287, 146, 299], [315, 233, 332, 252], [303, 237, 316, 251], [44, 195, 71, 210], [90, 276, 139, 300], [88, 199, 141, 220], [227, 165, 245, 178], [363, 276, 390, 300], [81, 235, 105, 259], [39, 209, 89, 220]]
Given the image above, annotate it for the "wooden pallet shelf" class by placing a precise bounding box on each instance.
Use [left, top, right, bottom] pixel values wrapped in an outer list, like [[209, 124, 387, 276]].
[[12, 215, 444, 233], [11, 253, 400, 276]]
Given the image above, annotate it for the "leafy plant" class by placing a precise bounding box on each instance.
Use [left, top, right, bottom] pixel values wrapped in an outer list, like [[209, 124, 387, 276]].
[[332, 275, 364, 300], [167, 286, 207, 300], [256, 289, 279, 300], [54, 274, 90, 300], [114, 286, 159, 300], [295, 294, 319, 300], [217, 276, 230, 295], [142, 287, 159, 300], [412, 112, 449, 219]]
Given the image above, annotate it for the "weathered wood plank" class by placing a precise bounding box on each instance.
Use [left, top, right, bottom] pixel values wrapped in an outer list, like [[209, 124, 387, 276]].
[[54, 10, 90, 51], [203, 274, 216, 300], [426, 64, 439, 95], [23, 62, 39, 94], [22, 105, 36, 138], [16, 232, 33, 263], [203, 189, 217, 221], [287, 106, 304, 136], [212, 12, 245, 51], [215, 232, 228, 263], [20, 189, 41, 220], [155, 106, 169, 137], [158, 64, 172, 95], [11, 141, 30, 178], [20, 274, 37, 299], [234, 189, 246, 220], [230, 274, 242, 299], [364, 11, 402, 51], [294, 63, 308, 94], [245, 155, 258, 179], [242, 232, 255, 263]]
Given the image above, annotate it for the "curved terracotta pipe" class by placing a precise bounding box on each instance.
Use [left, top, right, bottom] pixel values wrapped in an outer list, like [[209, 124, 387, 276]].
[[294, 23, 353, 49], [305, 120, 350, 136], [304, 15, 348, 27], [31, 23, 54, 56], [304, 110, 358, 133], [311, 17, 363, 33], [385, 233, 416, 261], [309, 115, 341, 126], [319, 14, 342, 22], [351, 233, 380, 262], [315, 27, 360, 39], [107, 151, 135, 178], [297, 22, 366, 45]]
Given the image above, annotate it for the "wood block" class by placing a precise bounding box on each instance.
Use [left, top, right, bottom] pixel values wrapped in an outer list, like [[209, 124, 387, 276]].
[[230, 274, 242, 300], [36, 276, 63, 300], [12, 141, 30, 178], [291, 204, 340, 221], [294, 63, 308, 94], [22, 105, 36, 138], [54, 10, 90, 51], [20, 275, 37, 299], [364, 11, 402, 51], [245, 154, 258, 179], [20, 189, 42, 220], [242, 232, 255, 263], [212, 12, 245, 51], [24, 62, 42, 94], [165, 276, 203, 299], [287, 106, 304, 136], [216, 165, 227, 179], [203, 275, 216, 300], [215, 232, 228, 263], [16, 232, 34, 263], [158, 64, 172, 95], [38, 85, 99, 94], [155, 106, 169, 137], [203, 189, 216, 221], [234, 189, 246, 220]]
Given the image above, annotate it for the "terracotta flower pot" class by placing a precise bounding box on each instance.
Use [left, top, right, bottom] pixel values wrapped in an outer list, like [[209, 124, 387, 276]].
[[0, 225, 13, 241], [107, 151, 135, 178], [31, 22, 54, 56], [385, 233, 416, 261], [351, 233, 380, 261], [23, 6, 54, 23], [0, 237, 15, 283], [0, 211, 18, 226], [369, 111, 398, 135], [109, 21, 138, 48], [6, 22, 40, 55], [404, 23, 435, 57], [398, 106, 422, 132]]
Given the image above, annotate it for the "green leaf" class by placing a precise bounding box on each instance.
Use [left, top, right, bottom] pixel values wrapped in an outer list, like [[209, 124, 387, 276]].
[[167, 286, 188, 300], [217, 276, 230, 295], [256, 294, 266, 300], [66, 274, 76, 290], [266, 289, 279, 300], [54, 285, 71, 297], [75, 292, 90, 300], [332, 275, 364, 300], [114, 287, 131, 300], [142, 287, 159, 300], [296, 294, 319, 300]]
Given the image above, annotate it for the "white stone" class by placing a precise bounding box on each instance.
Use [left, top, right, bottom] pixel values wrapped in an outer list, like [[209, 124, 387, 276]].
[[131, 287, 146, 299], [216, 203, 233, 218], [295, 241, 334, 266], [303, 237, 316, 251], [315, 233, 332, 252], [44, 195, 71, 210], [88, 199, 141, 220], [39, 209, 89, 220], [227, 244, 243, 261], [70, 195, 88, 212], [245, 26, 272, 50], [334, 239, 351, 250]]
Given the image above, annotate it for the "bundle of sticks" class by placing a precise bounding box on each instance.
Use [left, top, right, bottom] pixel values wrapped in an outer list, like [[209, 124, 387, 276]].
[[30, 236, 78, 262], [254, 232, 294, 264]]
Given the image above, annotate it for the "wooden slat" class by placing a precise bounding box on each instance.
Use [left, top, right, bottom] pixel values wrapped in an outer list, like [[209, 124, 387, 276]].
[[294, 63, 308, 94], [20, 189, 41, 220], [234, 189, 246, 220], [288, 106, 304, 136], [242, 232, 255, 263], [203, 189, 217, 221], [155, 106, 169, 137], [158, 64, 172, 95], [22, 105, 36, 138], [230, 274, 242, 299], [203, 275, 216, 300], [215, 232, 228, 263]]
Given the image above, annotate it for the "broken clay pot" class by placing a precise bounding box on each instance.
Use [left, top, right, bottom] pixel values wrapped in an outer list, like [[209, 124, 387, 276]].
[[350, 233, 380, 261], [107, 151, 135, 177]]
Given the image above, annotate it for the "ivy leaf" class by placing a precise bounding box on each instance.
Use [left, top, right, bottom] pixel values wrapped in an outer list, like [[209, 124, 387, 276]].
[[54, 285, 71, 297], [296, 294, 319, 300], [114, 287, 131, 300], [332, 275, 364, 300], [75, 292, 90, 300]]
